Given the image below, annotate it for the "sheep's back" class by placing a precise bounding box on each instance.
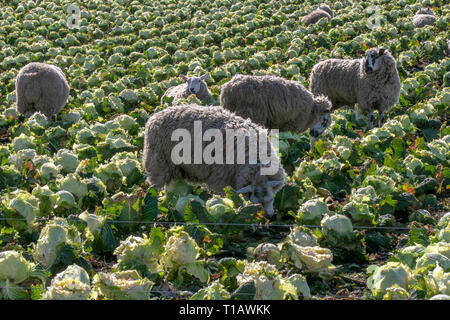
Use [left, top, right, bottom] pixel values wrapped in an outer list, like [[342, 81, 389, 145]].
[[301, 9, 331, 25], [221, 75, 314, 129], [16, 63, 68, 104], [164, 83, 188, 99], [144, 104, 277, 191], [412, 14, 436, 27], [310, 59, 360, 108]]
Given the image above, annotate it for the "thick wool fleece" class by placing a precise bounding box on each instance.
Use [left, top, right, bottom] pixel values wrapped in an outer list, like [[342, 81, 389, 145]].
[[301, 9, 331, 26], [220, 74, 331, 132], [161, 81, 211, 105], [309, 51, 401, 115], [143, 104, 285, 193], [16, 62, 70, 117]]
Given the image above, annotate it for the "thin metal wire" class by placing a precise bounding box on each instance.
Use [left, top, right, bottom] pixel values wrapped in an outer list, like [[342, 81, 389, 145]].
[[0, 285, 361, 299], [0, 216, 412, 231], [0, 286, 266, 297]]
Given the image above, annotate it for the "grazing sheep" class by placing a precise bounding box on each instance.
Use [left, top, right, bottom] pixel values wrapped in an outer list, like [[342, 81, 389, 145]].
[[317, 4, 334, 18], [309, 47, 401, 129], [143, 104, 286, 217], [161, 74, 212, 105], [16, 62, 70, 118], [412, 7, 436, 28], [301, 4, 333, 26], [445, 40, 450, 57], [220, 74, 332, 138]]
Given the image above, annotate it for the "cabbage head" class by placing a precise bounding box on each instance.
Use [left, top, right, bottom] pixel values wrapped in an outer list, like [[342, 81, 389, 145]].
[[423, 263, 450, 297], [191, 281, 231, 300], [160, 231, 199, 269], [382, 284, 410, 300], [0, 251, 34, 284], [253, 243, 282, 268], [34, 218, 81, 269], [41, 264, 91, 300], [114, 234, 162, 272], [206, 197, 235, 222], [369, 262, 412, 298], [297, 199, 329, 225], [92, 270, 154, 300]]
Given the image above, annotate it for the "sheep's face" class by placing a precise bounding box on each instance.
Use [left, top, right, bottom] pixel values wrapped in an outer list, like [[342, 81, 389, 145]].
[[181, 74, 207, 94], [364, 48, 387, 73], [310, 111, 331, 138], [236, 179, 284, 217]]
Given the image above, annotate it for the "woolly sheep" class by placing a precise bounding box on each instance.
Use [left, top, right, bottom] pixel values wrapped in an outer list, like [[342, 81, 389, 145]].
[[301, 4, 334, 26], [309, 47, 401, 129], [16, 62, 70, 118], [412, 7, 436, 28], [161, 74, 212, 105], [317, 4, 334, 18], [143, 104, 286, 217], [220, 74, 332, 137]]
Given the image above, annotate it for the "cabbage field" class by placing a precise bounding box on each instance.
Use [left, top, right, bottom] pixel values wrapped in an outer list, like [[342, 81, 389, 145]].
[[0, 0, 449, 301]]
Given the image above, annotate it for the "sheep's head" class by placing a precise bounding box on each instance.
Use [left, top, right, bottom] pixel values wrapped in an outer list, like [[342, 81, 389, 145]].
[[310, 95, 332, 138], [318, 4, 334, 17], [180, 74, 208, 95], [236, 177, 284, 217], [416, 7, 434, 15], [363, 48, 391, 74]]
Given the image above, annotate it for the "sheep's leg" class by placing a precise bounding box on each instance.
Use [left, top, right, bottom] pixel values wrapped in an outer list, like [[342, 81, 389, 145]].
[[367, 111, 375, 131], [378, 111, 385, 128], [144, 154, 172, 188], [309, 135, 317, 153]]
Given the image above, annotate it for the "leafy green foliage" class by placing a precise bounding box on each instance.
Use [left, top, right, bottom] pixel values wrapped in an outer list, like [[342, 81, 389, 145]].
[[0, 0, 448, 300]]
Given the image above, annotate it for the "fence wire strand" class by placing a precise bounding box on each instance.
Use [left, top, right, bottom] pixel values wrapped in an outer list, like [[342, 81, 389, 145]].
[[0, 285, 364, 299], [0, 216, 411, 231]]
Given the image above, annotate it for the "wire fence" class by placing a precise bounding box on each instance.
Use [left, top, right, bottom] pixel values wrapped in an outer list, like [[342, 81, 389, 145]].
[[0, 216, 412, 231], [0, 209, 412, 301], [0, 284, 366, 300]]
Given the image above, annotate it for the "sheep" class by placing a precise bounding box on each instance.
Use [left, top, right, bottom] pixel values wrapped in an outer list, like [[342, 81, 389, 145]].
[[143, 104, 286, 217], [412, 7, 436, 28], [301, 4, 334, 26], [445, 40, 450, 57], [317, 4, 334, 18], [220, 74, 332, 138], [309, 47, 401, 130], [161, 74, 212, 105], [15, 62, 70, 119]]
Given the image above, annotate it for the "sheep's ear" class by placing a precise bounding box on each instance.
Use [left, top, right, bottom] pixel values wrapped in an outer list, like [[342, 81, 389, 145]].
[[200, 73, 208, 81], [268, 180, 283, 189], [236, 185, 253, 194], [180, 75, 188, 82], [378, 48, 386, 55]]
